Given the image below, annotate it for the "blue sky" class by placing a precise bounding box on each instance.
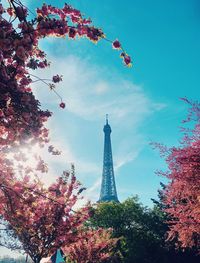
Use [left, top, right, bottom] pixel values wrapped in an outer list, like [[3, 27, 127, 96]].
[[28, 0, 200, 205], [34, 0, 199, 204], [1, 0, 200, 257]]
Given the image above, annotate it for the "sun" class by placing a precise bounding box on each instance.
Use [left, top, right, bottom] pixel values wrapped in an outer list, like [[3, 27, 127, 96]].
[[6, 143, 47, 179]]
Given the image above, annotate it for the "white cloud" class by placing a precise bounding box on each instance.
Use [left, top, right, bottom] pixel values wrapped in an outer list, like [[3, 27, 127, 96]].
[[31, 54, 165, 202], [94, 81, 109, 95], [33, 55, 164, 122]]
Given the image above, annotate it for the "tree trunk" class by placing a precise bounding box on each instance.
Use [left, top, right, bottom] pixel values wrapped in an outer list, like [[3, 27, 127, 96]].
[[33, 256, 42, 263]]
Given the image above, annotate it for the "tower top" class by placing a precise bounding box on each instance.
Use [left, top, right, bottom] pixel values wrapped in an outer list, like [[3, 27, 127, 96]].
[[104, 114, 111, 133]]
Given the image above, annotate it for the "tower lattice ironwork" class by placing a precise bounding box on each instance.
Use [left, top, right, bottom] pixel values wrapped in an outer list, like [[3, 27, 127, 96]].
[[98, 115, 119, 202]]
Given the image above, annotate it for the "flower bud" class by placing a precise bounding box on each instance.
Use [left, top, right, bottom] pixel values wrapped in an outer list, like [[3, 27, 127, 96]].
[[59, 102, 66, 109], [112, 39, 121, 49]]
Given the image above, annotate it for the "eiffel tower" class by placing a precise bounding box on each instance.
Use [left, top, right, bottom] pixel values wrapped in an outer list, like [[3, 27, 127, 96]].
[[98, 115, 119, 202]]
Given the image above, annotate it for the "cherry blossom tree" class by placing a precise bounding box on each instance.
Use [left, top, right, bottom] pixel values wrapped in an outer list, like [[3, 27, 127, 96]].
[[0, 0, 131, 165], [0, 0, 131, 150], [156, 99, 200, 251], [0, 0, 131, 188], [0, 169, 117, 263], [63, 228, 118, 263], [0, 0, 131, 261]]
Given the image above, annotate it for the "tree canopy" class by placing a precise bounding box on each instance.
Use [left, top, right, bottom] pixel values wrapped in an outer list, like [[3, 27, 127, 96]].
[[0, 0, 131, 261], [89, 197, 200, 263], [155, 100, 200, 251]]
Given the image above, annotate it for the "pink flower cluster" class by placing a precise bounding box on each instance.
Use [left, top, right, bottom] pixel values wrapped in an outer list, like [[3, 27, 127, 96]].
[[112, 39, 132, 66], [52, 74, 63, 83]]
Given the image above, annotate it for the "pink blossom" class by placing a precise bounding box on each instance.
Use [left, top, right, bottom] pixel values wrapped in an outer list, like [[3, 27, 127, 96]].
[[124, 55, 132, 66], [7, 7, 14, 16], [69, 28, 76, 38], [52, 74, 62, 83], [16, 46, 27, 61], [59, 102, 66, 109], [0, 110, 4, 118], [112, 39, 121, 49]]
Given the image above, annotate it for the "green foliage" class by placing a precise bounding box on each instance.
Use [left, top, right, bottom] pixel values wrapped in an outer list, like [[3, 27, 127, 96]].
[[89, 197, 200, 263]]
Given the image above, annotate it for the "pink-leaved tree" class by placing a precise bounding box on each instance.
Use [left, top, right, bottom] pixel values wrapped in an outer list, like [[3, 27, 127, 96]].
[[0, 0, 131, 261], [0, 167, 117, 263], [155, 99, 200, 251]]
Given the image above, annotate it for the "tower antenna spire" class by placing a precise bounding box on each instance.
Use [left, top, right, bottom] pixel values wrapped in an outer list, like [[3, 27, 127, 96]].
[[106, 114, 108, 124]]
